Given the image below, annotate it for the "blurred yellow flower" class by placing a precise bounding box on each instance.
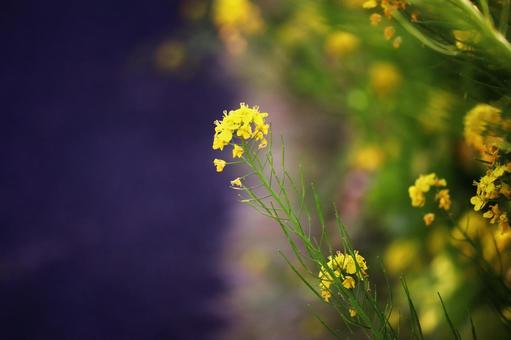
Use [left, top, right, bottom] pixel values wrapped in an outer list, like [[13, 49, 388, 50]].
[[384, 26, 395, 40], [370, 62, 402, 96], [212, 0, 264, 35], [409, 173, 447, 207], [154, 40, 185, 72], [352, 145, 384, 171], [464, 103, 503, 153], [348, 308, 357, 317], [435, 189, 451, 211], [423, 213, 435, 226], [212, 0, 264, 55], [416, 173, 446, 191], [384, 239, 419, 274], [419, 91, 454, 132], [370, 13, 382, 26], [324, 31, 360, 58], [419, 307, 440, 335], [409, 186, 426, 207], [277, 3, 327, 46], [341, 0, 366, 9], [392, 36, 402, 48], [362, 0, 377, 8]]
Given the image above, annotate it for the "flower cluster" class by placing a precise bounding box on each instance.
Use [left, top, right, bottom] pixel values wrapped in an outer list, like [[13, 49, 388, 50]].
[[408, 173, 448, 207], [318, 251, 368, 304], [470, 164, 511, 232], [463, 103, 511, 233], [212, 103, 270, 174], [362, 0, 409, 48], [470, 165, 511, 210], [212, 0, 264, 55], [409, 173, 451, 226], [464, 104, 510, 164]]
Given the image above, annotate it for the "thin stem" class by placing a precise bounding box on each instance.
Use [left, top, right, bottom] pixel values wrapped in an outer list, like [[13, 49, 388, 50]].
[[500, 0, 510, 35]]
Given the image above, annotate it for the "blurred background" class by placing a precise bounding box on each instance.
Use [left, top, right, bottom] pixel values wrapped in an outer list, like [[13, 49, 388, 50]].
[[0, 1, 239, 339], [2, 0, 511, 339]]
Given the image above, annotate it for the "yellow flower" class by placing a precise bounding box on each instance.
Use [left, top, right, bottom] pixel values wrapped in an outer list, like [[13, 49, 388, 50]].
[[321, 289, 332, 302], [370, 13, 382, 26], [230, 177, 242, 187], [409, 173, 448, 208], [384, 239, 419, 274], [464, 103, 503, 152], [415, 173, 445, 192], [381, 0, 408, 17], [384, 26, 395, 40], [499, 213, 510, 232], [324, 31, 360, 58], [253, 131, 264, 141], [213, 159, 226, 172], [362, 0, 377, 8], [424, 213, 435, 226], [236, 123, 252, 139], [349, 308, 357, 317], [483, 204, 502, 224], [232, 144, 243, 158], [470, 195, 485, 211], [318, 250, 368, 301], [370, 62, 401, 96], [352, 145, 384, 171], [212, 128, 233, 151], [471, 164, 511, 212], [342, 276, 356, 289], [409, 186, 426, 207], [343, 255, 357, 274], [212, 103, 270, 151], [392, 36, 402, 49], [258, 138, 268, 149], [212, 0, 264, 35], [355, 251, 368, 272], [436, 189, 451, 211]]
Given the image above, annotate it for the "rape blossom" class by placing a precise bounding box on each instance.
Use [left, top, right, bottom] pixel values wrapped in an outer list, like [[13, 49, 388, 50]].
[[214, 159, 227, 172], [423, 213, 435, 226], [318, 251, 368, 302], [230, 177, 242, 187], [212, 103, 270, 172], [408, 173, 448, 208], [470, 164, 511, 211]]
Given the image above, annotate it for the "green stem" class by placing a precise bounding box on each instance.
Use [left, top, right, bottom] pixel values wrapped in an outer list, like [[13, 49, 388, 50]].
[[392, 11, 460, 56], [477, 0, 493, 25], [500, 0, 510, 35]]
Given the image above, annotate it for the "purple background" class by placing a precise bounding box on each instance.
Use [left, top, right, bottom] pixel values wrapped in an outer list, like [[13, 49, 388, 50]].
[[0, 1, 233, 338]]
